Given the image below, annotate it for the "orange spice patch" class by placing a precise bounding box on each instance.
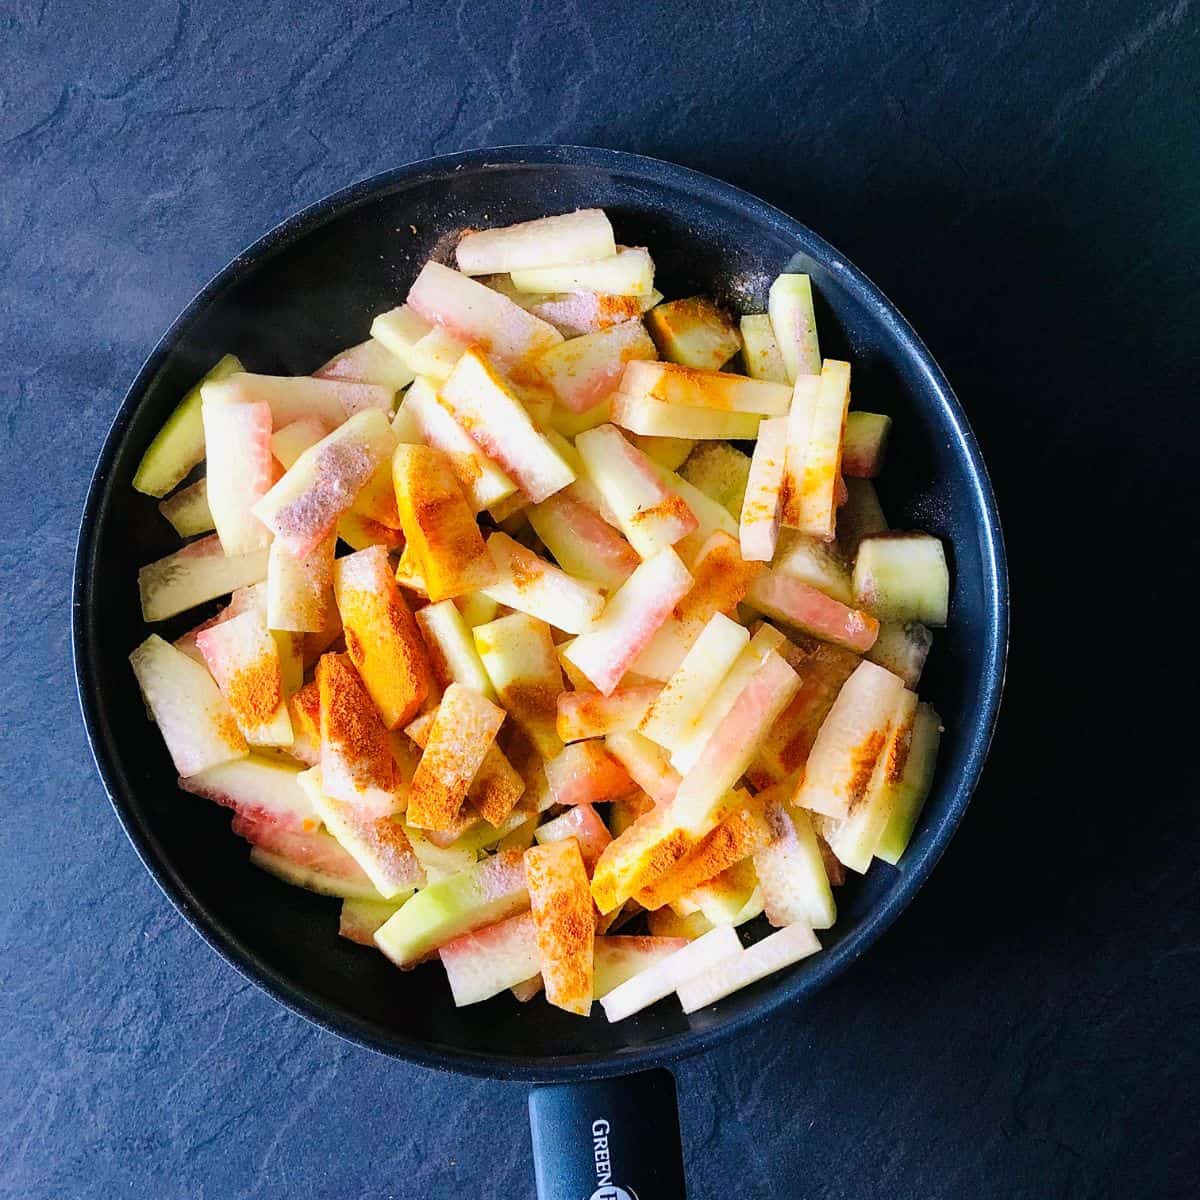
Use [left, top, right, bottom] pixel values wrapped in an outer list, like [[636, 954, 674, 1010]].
[[289, 679, 321, 741], [779, 473, 801, 528], [407, 684, 505, 831], [596, 295, 643, 326], [393, 444, 497, 601], [555, 685, 660, 742], [333, 545, 433, 730], [225, 653, 283, 727], [589, 807, 695, 914], [630, 492, 694, 529], [634, 800, 771, 910], [499, 680, 562, 757], [844, 729, 888, 813], [673, 531, 762, 626], [884, 707, 916, 787], [525, 840, 594, 1015], [212, 710, 249, 755], [317, 653, 398, 794], [469, 747, 526, 826], [508, 550, 541, 594]]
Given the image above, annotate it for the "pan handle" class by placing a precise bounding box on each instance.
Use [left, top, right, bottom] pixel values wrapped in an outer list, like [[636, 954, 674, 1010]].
[[528, 1068, 687, 1200]]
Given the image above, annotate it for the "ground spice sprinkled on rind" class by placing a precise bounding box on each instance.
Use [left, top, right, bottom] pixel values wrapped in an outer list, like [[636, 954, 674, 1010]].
[[499, 680, 562, 756], [525, 841, 594, 1014], [843, 729, 888, 813], [394, 445, 498, 600], [194, 610, 289, 739], [635, 802, 769, 910], [468, 746, 526, 826], [225, 654, 284, 727], [506, 550, 541, 593], [529, 292, 645, 336], [672, 532, 762, 627], [590, 805, 696, 914], [408, 685, 506, 831], [333, 545, 433, 730], [316, 793, 425, 892], [211, 709, 249, 757], [745, 643, 861, 789], [885, 711, 916, 786], [556, 685, 659, 742], [629, 492, 694, 530], [317, 653, 399, 797]]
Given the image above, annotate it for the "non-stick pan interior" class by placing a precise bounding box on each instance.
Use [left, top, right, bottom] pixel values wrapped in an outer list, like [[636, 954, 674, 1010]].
[[75, 147, 1006, 1080]]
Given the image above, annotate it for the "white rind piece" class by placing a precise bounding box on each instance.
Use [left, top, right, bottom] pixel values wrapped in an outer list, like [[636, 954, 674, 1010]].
[[314, 337, 415, 391], [618, 360, 792, 415], [535, 319, 658, 414], [455, 209, 616, 275], [158, 477, 214, 538], [202, 373, 391, 428], [820, 689, 918, 873], [200, 395, 274, 555], [510, 246, 654, 296], [752, 795, 837, 929], [563, 548, 693, 695], [575, 424, 698, 558], [767, 274, 821, 383], [129, 635, 247, 776], [194, 609, 293, 747], [780, 375, 819, 527], [179, 753, 319, 832], [669, 624, 785, 774], [249, 846, 384, 901], [739, 314, 789, 383], [415, 600, 497, 699], [306, 779, 427, 900], [794, 359, 851, 539], [610, 391, 764, 440], [600, 924, 742, 1022], [638, 614, 748, 756], [794, 660, 906, 818], [406, 262, 563, 368], [676, 923, 821, 1013], [401, 377, 516, 511], [480, 532, 606, 634], [138, 534, 270, 622], [439, 350, 575, 503], [739, 415, 789, 561], [252, 410, 396, 558], [267, 534, 334, 633], [270, 416, 328, 470], [669, 650, 800, 832], [439, 912, 542, 1006]]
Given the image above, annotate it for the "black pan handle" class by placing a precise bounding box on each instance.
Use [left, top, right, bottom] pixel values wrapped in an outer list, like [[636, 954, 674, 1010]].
[[529, 1069, 687, 1199]]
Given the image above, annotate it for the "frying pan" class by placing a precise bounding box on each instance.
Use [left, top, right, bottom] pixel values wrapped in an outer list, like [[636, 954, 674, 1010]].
[[72, 146, 1008, 1199]]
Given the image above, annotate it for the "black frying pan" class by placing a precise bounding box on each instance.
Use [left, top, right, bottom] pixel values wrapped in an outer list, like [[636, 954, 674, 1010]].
[[72, 146, 1008, 1199]]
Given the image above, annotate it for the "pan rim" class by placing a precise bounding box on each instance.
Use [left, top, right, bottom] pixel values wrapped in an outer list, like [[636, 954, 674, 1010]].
[[72, 144, 1008, 1082]]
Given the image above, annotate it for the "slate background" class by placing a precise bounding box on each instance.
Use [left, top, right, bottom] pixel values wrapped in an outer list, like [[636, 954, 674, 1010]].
[[2, 1, 1197, 1197]]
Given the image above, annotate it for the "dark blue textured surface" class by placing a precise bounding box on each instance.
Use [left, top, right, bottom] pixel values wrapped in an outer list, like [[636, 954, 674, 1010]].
[[3, 2, 1197, 1197]]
